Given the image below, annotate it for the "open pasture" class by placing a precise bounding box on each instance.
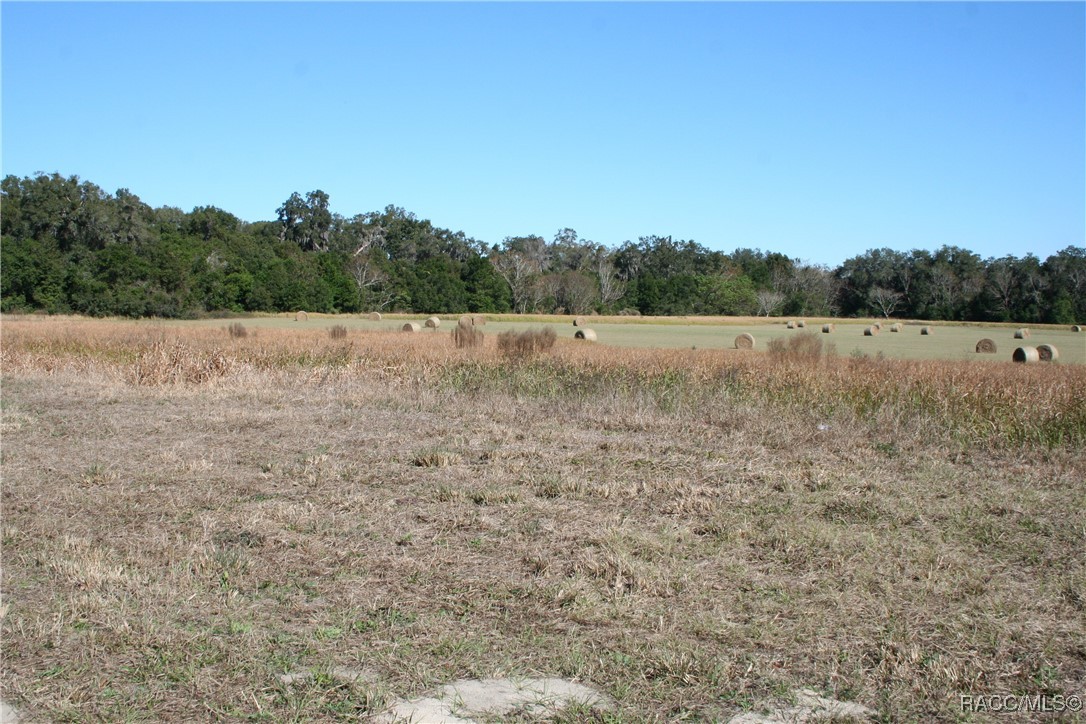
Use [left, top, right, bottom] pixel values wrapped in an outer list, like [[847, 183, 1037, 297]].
[[166, 313, 1086, 365], [1, 315, 1085, 721]]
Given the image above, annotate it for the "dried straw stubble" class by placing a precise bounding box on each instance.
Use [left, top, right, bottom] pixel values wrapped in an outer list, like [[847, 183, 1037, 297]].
[[1036, 344, 1059, 362], [975, 339, 997, 354], [734, 333, 755, 349]]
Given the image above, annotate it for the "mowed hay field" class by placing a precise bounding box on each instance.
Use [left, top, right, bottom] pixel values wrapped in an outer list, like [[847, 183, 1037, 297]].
[[2, 316, 1085, 722], [168, 313, 1086, 365]]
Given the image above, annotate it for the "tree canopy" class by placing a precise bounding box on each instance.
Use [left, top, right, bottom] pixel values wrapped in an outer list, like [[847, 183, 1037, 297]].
[[2, 173, 1082, 324]]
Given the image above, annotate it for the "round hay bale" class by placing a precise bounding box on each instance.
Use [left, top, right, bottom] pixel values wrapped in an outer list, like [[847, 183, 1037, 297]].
[[920, 326, 932, 335], [1014, 328, 1030, 339], [1012, 346, 1039, 364], [863, 326, 879, 336], [573, 316, 587, 327], [786, 321, 795, 329], [734, 333, 755, 350], [472, 315, 486, 326], [574, 328, 597, 341], [796, 320, 806, 328], [873, 322, 883, 331], [1072, 325, 1082, 332], [822, 323, 835, 334], [890, 323, 903, 333], [1036, 344, 1059, 362], [425, 316, 441, 329], [458, 314, 474, 328], [367, 312, 382, 321], [295, 310, 308, 322], [402, 322, 421, 333], [975, 338, 997, 354]]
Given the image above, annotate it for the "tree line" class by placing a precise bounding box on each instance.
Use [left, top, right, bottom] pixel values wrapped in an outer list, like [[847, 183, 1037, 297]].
[[2, 173, 1083, 324]]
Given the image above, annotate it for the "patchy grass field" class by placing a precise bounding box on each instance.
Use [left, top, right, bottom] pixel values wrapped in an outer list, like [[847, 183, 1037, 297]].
[[2, 317, 1084, 721]]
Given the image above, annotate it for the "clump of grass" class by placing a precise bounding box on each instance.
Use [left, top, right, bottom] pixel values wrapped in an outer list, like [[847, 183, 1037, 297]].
[[452, 324, 484, 349], [767, 332, 835, 363], [328, 325, 348, 340], [413, 450, 461, 468], [227, 322, 248, 339], [130, 340, 233, 385], [497, 328, 557, 359]]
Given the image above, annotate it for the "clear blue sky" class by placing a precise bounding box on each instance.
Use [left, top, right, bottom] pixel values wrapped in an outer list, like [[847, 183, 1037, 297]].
[[3, 2, 1083, 266]]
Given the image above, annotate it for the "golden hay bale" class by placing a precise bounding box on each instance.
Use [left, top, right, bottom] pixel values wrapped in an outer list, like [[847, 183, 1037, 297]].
[[1072, 325, 1082, 332], [1036, 344, 1059, 362], [822, 323, 835, 333], [796, 320, 806, 328], [574, 328, 598, 341], [890, 323, 903, 332], [734, 333, 755, 350], [402, 322, 421, 333], [920, 326, 932, 335], [573, 316, 587, 327], [864, 326, 879, 336], [873, 322, 883, 330], [1014, 328, 1030, 339], [786, 321, 795, 329], [425, 316, 441, 329], [458, 314, 474, 328], [295, 311, 308, 322], [367, 312, 382, 321], [975, 338, 997, 354], [472, 315, 487, 326], [1012, 346, 1039, 364]]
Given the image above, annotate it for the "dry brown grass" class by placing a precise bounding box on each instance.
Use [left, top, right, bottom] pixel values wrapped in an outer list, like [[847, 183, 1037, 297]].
[[329, 325, 348, 340], [767, 332, 835, 363], [497, 327, 557, 359], [451, 323, 484, 349], [2, 317, 1085, 721]]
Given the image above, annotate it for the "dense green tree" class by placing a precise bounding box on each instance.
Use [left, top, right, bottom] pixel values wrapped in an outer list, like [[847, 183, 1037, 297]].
[[2, 172, 1078, 324]]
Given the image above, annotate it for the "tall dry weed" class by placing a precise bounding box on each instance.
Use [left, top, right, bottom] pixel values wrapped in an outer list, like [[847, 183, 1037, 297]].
[[452, 324, 484, 349], [130, 340, 234, 385], [767, 331, 835, 362], [497, 328, 557, 359]]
